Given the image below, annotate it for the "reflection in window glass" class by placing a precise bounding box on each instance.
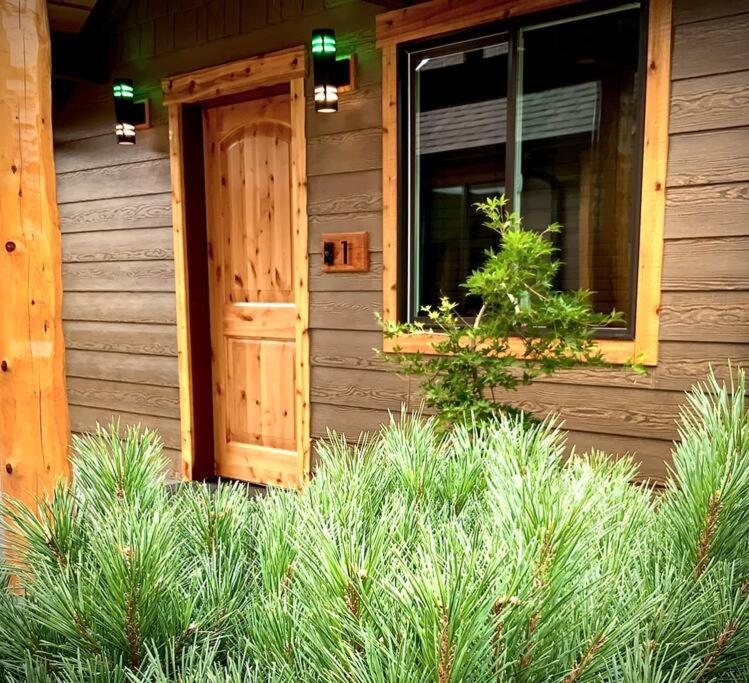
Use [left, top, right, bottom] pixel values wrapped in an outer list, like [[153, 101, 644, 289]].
[[411, 38, 508, 317], [403, 4, 645, 334], [515, 7, 643, 326]]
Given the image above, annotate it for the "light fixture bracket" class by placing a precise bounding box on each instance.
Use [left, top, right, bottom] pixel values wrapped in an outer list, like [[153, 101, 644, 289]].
[[331, 54, 357, 93], [132, 99, 152, 130]]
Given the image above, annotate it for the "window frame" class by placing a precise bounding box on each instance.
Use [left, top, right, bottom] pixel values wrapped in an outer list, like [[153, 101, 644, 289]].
[[377, 0, 672, 366]]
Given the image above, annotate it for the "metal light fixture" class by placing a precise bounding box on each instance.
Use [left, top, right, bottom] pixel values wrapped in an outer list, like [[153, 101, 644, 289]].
[[312, 28, 338, 113], [113, 78, 136, 145]]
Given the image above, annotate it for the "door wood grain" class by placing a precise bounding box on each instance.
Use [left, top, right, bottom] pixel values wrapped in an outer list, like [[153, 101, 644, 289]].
[[204, 93, 303, 487]]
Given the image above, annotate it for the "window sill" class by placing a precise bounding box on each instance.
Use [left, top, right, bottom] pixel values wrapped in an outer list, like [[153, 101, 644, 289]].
[[381, 332, 657, 366]]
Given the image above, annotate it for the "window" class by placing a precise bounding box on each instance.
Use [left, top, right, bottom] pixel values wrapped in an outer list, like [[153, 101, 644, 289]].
[[379, 0, 670, 366], [403, 4, 646, 335]]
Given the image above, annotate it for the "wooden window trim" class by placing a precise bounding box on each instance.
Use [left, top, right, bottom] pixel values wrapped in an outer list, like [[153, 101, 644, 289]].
[[163, 47, 311, 484], [378, 0, 671, 366]]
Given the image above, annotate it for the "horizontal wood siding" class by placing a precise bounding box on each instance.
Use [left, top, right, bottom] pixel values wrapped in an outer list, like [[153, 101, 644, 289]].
[[56, 0, 749, 482], [55, 82, 180, 475], [306, 0, 749, 482]]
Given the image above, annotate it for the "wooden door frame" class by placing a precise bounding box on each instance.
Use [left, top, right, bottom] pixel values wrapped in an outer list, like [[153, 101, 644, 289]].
[[162, 46, 310, 486]]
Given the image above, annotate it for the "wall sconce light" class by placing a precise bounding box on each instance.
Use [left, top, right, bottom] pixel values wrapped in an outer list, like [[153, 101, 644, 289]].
[[311, 28, 356, 113], [113, 78, 136, 144], [113, 78, 152, 145]]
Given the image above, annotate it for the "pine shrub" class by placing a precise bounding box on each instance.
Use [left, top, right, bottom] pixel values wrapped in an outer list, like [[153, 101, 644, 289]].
[[1, 371, 748, 682]]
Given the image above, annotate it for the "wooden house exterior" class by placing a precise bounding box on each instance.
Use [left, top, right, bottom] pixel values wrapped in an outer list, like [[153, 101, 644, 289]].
[[45, 0, 749, 486]]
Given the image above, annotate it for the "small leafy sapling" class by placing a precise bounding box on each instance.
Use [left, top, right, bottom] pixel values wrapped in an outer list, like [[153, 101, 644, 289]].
[[379, 195, 627, 428]]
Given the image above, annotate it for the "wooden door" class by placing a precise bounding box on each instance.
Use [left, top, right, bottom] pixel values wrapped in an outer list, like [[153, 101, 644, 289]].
[[203, 93, 306, 487]]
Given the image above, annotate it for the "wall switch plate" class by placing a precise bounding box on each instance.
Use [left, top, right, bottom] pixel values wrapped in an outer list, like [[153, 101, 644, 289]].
[[323, 241, 335, 265], [320, 232, 369, 272]]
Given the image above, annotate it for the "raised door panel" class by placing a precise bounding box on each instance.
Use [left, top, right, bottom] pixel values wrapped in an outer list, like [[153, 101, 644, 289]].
[[225, 338, 296, 451], [219, 120, 293, 304]]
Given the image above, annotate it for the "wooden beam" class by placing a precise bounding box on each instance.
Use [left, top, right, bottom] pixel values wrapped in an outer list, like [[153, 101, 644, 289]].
[[162, 47, 306, 106], [363, 0, 412, 8], [167, 104, 196, 481], [290, 77, 311, 487], [632, 0, 672, 367], [1, 0, 71, 507], [376, 0, 580, 46], [381, 44, 398, 327], [47, 3, 91, 34], [166, 103, 215, 481]]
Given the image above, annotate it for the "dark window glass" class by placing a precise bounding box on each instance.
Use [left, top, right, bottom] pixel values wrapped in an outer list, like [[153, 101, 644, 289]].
[[403, 3, 645, 334], [409, 37, 509, 318], [515, 8, 644, 327]]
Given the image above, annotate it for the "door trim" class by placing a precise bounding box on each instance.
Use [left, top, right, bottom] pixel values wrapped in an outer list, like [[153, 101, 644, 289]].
[[163, 46, 310, 486]]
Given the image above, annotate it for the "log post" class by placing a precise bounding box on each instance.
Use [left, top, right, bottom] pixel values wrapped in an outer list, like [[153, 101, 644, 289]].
[[0, 0, 71, 509]]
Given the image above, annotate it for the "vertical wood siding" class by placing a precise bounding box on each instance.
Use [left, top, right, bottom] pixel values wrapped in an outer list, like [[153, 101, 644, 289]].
[[55, 0, 749, 481]]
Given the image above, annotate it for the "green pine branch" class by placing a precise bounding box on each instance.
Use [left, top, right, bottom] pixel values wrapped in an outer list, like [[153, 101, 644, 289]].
[[378, 195, 634, 430], [0, 370, 747, 682]]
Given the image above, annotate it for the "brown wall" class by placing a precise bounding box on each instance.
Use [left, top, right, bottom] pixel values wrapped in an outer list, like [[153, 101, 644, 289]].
[[53, 0, 749, 480]]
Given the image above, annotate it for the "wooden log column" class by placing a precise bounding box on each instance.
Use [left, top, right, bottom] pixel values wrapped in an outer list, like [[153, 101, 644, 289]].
[[0, 0, 71, 508]]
